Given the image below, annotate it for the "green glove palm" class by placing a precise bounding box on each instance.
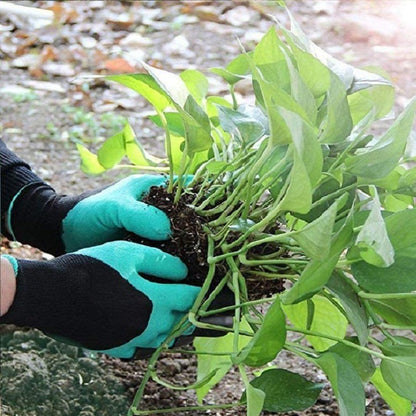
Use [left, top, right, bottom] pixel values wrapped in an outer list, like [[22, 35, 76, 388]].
[[79, 242, 200, 358]]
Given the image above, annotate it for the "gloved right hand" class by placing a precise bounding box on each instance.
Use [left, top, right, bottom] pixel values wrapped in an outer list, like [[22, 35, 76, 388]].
[[0, 241, 201, 359]]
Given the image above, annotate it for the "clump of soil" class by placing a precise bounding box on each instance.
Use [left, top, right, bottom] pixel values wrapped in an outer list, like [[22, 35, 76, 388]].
[[127, 186, 210, 286]]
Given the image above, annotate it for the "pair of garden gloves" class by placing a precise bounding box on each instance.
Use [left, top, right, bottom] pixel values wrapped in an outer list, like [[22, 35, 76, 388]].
[[0, 141, 229, 359]]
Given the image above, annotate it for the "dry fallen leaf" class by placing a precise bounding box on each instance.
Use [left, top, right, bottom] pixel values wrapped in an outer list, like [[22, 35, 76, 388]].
[[104, 58, 136, 73]]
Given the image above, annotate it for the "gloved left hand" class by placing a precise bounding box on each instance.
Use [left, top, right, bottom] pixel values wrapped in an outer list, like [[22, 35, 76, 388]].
[[6, 175, 170, 256], [0, 241, 201, 359]]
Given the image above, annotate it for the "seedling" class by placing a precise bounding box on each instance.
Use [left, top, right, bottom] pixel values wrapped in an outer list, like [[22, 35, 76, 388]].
[[77, 11, 416, 416]]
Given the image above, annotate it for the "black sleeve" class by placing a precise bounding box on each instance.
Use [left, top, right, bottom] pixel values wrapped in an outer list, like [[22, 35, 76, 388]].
[[0, 139, 44, 236]]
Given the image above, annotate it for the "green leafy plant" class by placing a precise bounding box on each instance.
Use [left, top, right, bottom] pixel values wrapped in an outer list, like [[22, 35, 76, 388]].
[[77, 10, 416, 416]]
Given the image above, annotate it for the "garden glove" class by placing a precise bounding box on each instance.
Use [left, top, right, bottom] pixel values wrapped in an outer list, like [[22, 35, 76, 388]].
[[0, 241, 201, 359], [5, 172, 171, 257]]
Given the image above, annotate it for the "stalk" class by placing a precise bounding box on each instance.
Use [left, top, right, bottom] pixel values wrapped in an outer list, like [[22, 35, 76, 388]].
[[157, 110, 175, 192]]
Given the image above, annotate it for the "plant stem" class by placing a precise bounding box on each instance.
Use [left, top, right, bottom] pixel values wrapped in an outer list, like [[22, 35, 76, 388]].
[[287, 325, 403, 363], [115, 164, 170, 172], [130, 402, 242, 415], [168, 348, 234, 356], [157, 110, 174, 191], [379, 323, 416, 330], [130, 317, 191, 412], [358, 291, 416, 300], [199, 295, 277, 317]]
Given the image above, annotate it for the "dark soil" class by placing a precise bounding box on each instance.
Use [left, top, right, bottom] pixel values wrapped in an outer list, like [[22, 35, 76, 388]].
[[127, 185, 210, 287], [0, 326, 130, 416]]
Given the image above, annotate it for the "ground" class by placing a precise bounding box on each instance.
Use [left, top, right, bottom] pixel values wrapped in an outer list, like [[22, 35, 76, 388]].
[[1, 1, 415, 415]]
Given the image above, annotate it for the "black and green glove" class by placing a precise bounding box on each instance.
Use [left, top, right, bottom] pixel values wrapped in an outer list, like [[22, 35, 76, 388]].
[[6, 174, 172, 256], [0, 241, 201, 359]]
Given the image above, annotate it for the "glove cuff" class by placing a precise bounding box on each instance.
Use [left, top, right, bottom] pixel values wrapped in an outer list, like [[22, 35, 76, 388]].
[[0, 139, 44, 237], [8, 183, 80, 256]]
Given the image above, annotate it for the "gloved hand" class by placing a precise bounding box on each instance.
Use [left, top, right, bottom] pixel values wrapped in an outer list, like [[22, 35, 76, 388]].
[[6, 175, 170, 256], [0, 241, 201, 359]]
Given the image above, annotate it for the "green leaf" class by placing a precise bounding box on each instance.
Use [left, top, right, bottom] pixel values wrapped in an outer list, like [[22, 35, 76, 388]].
[[355, 191, 394, 267], [149, 112, 185, 137], [283, 209, 354, 304], [281, 46, 317, 124], [217, 105, 266, 145], [346, 97, 416, 179], [353, 248, 416, 294], [315, 352, 366, 416], [284, 296, 348, 352], [180, 69, 208, 105], [236, 297, 286, 367], [349, 66, 394, 94], [124, 123, 161, 166], [284, 10, 391, 93], [328, 338, 376, 382], [181, 96, 213, 154], [76, 143, 105, 175], [97, 123, 158, 169], [381, 336, 416, 357], [106, 73, 170, 111], [371, 368, 413, 416], [285, 37, 331, 99], [281, 108, 323, 186], [326, 272, 369, 345], [319, 71, 353, 144], [254, 27, 290, 92], [398, 166, 416, 196], [384, 208, 416, 250], [368, 297, 416, 327], [348, 73, 395, 125], [380, 356, 416, 401], [241, 369, 322, 412], [194, 321, 252, 403], [210, 52, 252, 85], [352, 208, 416, 293], [142, 63, 189, 107], [245, 384, 265, 416], [292, 198, 339, 261], [97, 130, 125, 169], [276, 108, 323, 214], [278, 149, 312, 214]]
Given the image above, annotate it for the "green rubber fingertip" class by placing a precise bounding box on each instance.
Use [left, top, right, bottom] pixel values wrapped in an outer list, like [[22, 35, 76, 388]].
[[137, 247, 188, 281]]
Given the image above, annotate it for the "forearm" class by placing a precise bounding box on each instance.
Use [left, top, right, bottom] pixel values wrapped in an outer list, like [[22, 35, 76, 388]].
[[0, 256, 17, 316]]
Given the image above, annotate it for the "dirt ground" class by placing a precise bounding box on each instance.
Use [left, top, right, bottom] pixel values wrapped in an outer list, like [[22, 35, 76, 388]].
[[1, 1, 415, 415]]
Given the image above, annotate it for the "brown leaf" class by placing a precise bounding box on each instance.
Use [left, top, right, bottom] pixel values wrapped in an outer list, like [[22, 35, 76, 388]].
[[46, 2, 79, 24], [104, 58, 136, 74], [29, 67, 45, 79], [40, 45, 58, 64], [192, 6, 221, 23], [15, 36, 38, 56]]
